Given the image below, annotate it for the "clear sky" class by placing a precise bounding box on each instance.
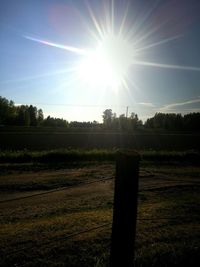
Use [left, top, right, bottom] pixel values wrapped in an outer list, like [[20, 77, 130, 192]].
[[1, 0, 200, 122]]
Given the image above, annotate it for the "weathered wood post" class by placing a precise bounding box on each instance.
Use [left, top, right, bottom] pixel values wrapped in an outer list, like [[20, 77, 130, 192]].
[[110, 150, 140, 267]]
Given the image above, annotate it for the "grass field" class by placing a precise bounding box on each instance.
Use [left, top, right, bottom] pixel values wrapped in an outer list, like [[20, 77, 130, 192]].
[[0, 155, 199, 267]]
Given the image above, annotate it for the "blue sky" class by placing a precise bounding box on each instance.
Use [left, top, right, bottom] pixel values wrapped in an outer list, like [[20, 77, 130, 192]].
[[0, 0, 200, 122]]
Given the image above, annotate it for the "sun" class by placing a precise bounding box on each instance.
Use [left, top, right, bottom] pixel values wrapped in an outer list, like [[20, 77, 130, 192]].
[[24, 31, 135, 93], [77, 33, 134, 90], [24, 0, 198, 96]]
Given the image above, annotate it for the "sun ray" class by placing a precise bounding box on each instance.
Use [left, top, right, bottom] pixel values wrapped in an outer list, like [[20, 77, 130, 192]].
[[134, 35, 182, 54], [121, 78, 139, 109], [54, 74, 80, 95], [126, 0, 161, 41], [79, 16, 101, 43], [21, 0, 199, 105], [125, 76, 141, 95], [136, 0, 161, 30], [24, 36, 89, 56], [0, 67, 78, 84], [118, 1, 130, 36], [85, 0, 105, 39], [103, 0, 111, 34], [132, 20, 169, 47], [111, 0, 115, 33], [83, 24, 101, 43], [122, 78, 130, 93], [133, 60, 200, 72]]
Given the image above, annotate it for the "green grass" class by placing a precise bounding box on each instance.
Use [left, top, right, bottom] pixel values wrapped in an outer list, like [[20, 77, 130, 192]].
[[0, 160, 199, 266], [0, 148, 200, 164], [0, 149, 116, 163]]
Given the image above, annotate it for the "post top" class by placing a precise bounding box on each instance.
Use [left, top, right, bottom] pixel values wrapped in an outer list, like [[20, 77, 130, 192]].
[[116, 149, 141, 160]]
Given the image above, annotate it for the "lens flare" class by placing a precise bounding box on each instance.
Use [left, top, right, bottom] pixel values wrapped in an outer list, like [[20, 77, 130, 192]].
[[78, 33, 134, 89], [24, 0, 200, 94]]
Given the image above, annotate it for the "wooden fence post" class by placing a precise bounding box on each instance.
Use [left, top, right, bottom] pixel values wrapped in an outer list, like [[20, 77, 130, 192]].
[[110, 150, 140, 267]]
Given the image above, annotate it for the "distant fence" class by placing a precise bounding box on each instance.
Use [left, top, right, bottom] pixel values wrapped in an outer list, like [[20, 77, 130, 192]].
[[1, 131, 200, 150]]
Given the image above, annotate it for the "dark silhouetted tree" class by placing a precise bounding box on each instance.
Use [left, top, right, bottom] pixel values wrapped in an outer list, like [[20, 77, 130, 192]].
[[28, 105, 37, 126], [16, 105, 30, 126], [42, 116, 68, 127], [0, 96, 15, 125], [102, 109, 142, 131], [102, 109, 113, 128], [37, 109, 44, 125], [144, 112, 200, 131]]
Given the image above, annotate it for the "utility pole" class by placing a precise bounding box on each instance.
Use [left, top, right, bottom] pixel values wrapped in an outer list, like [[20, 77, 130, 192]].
[[126, 106, 129, 118], [110, 150, 140, 267]]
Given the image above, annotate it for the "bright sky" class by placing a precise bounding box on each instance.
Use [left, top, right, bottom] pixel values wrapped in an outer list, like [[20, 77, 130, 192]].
[[0, 0, 200, 122]]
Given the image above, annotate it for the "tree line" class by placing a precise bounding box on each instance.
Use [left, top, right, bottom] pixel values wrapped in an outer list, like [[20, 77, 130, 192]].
[[0, 96, 68, 127], [102, 109, 142, 130], [145, 112, 200, 131], [1, 96, 200, 131]]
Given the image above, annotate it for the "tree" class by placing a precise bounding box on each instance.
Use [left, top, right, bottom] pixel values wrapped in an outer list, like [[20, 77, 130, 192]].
[[37, 109, 44, 125], [102, 109, 113, 128], [0, 96, 16, 125], [183, 113, 200, 131], [143, 112, 199, 131], [129, 112, 142, 130], [102, 109, 142, 131], [28, 105, 37, 126], [118, 114, 127, 130], [42, 116, 68, 127], [16, 105, 30, 126]]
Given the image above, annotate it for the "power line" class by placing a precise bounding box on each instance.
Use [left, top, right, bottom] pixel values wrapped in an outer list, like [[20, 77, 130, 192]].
[[14, 102, 142, 112], [16, 102, 129, 108]]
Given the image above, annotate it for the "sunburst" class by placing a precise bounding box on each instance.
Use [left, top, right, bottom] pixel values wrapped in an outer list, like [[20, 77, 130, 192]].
[[24, 0, 200, 93]]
